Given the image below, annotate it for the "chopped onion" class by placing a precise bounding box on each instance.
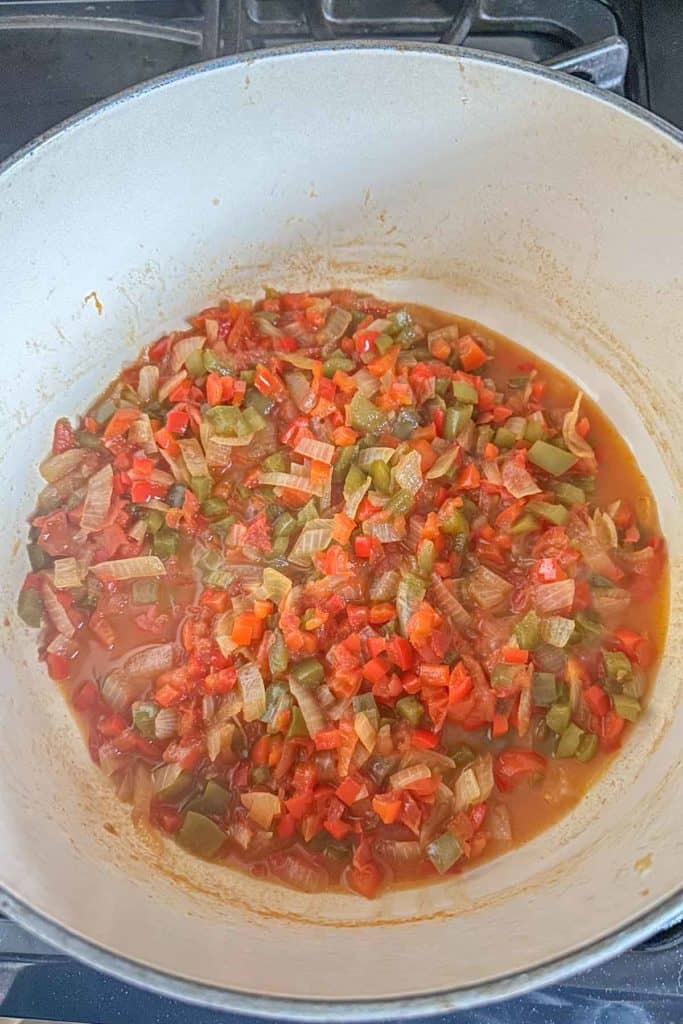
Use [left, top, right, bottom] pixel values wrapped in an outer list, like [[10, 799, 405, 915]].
[[487, 803, 512, 842], [202, 695, 216, 721], [285, 371, 315, 412], [534, 578, 575, 615], [591, 508, 618, 549], [517, 685, 533, 737], [205, 432, 253, 465], [137, 364, 159, 403], [294, 436, 335, 465], [473, 754, 495, 801], [396, 575, 426, 636], [40, 448, 88, 483], [289, 678, 325, 738], [170, 334, 204, 373], [369, 570, 400, 602], [482, 458, 502, 485], [540, 615, 575, 647], [454, 766, 481, 811], [344, 477, 370, 519], [502, 459, 541, 498], [563, 392, 597, 466], [41, 582, 75, 638], [262, 567, 293, 602], [430, 574, 472, 631], [428, 323, 459, 345], [506, 416, 527, 439], [354, 711, 377, 752], [154, 707, 179, 740], [207, 721, 236, 762], [53, 557, 84, 590], [101, 669, 142, 711], [375, 840, 421, 866], [592, 587, 631, 620], [268, 852, 329, 893], [237, 663, 266, 722], [178, 438, 208, 479], [362, 519, 403, 543], [129, 413, 158, 455], [426, 447, 460, 480], [91, 556, 166, 581], [159, 446, 191, 484], [47, 632, 77, 657], [392, 449, 423, 495], [241, 792, 281, 830], [259, 471, 323, 497], [468, 565, 512, 611], [131, 762, 154, 825], [316, 306, 352, 347], [158, 369, 187, 402], [79, 464, 114, 533], [351, 368, 380, 398], [389, 763, 431, 790], [289, 518, 333, 564], [124, 643, 175, 677], [277, 351, 317, 369], [357, 447, 396, 470]]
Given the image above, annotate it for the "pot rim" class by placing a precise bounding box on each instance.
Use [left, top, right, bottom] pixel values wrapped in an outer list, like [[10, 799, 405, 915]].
[[1, 39, 681, 1018]]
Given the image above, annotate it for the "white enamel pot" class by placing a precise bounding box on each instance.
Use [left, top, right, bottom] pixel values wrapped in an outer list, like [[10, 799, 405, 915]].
[[0, 43, 681, 1020]]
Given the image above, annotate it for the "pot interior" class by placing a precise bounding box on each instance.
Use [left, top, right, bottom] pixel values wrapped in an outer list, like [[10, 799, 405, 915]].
[[0, 46, 680, 1009]]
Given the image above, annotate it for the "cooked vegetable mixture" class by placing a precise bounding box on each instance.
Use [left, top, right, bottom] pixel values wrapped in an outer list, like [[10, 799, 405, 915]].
[[18, 290, 667, 897]]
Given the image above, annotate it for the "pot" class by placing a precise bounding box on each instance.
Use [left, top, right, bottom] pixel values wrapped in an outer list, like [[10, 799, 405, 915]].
[[0, 43, 680, 1020]]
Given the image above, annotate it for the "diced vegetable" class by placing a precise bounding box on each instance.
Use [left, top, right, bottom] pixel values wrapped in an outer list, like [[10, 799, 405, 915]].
[[527, 440, 578, 476], [426, 831, 463, 874], [176, 812, 226, 858]]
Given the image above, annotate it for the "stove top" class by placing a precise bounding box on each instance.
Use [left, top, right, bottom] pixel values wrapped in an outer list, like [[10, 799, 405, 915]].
[[0, 1, 681, 1021]]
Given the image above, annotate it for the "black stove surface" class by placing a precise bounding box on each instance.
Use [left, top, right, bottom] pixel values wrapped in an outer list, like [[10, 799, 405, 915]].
[[0, 1, 681, 1021]]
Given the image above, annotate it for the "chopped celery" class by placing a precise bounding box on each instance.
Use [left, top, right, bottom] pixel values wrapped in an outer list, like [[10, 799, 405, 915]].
[[27, 542, 51, 571], [291, 658, 324, 687], [494, 427, 516, 449], [203, 569, 233, 588], [449, 742, 475, 766], [556, 722, 584, 758], [262, 451, 289, 474], [554, 481, 586, 506], [435, 378, 450, 397], [603, 650, 633, 682], [369, 459, 392, 494], [491, 663, 520, 688], [153, 527, 179, 559], [153, 763, 192, 802], [524, 419, 545, 444], [166, 483, 186, 508], [76, 429, 103, 450], [244, 387, 275, 416], [187, 780, 231, 816], [526, 501, 569, 526], [348, 393, 386, 434], [527, 440, 578, 476], [241, 406, 266, 434], [575, 611, 602, 638], [176, 812, 226, 858], [287, 705, 309, 738], [396, 696, 423, 725], [375, 333, 395, 354], [452, 380, 478, 404], [240, 369, 255, 384], [612, 693, 641, 722], [333, 443, 357, 482], [426, 831, 463, 874], [92, 399, 116, 425], [353, 693, 379, 728], [455, 404, 474, 433], [417, 539, 435, 577], [345, 463, 367, 494], [443, 407, 460, 441], [515, 609, 541, 650], [441, 508, 469, 537], [201, 497, 228, 519], [273, 511, 297, 537], [509, 513, 539, 535], [131, 579, 159, 605], [532, 672, 558, 707], [206, 404, 241, 435], [323, 353, 355, 377], [203, 350, 230, 374], [386, 489, 414, 515], [575, 733, 598, 762], [132, 701, 159, 737], [185, 349, 205, 377], [190, 476, 212, 503], [142, 510, 164, 536], [297, 499, 319, 524], [393, 407, 420, 439], [17, 588, 43, 627], [546, 702, 571, 734]]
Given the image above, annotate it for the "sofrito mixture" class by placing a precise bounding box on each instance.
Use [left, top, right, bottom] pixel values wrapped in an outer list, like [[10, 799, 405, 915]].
[[17, 289, 667, 897]]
